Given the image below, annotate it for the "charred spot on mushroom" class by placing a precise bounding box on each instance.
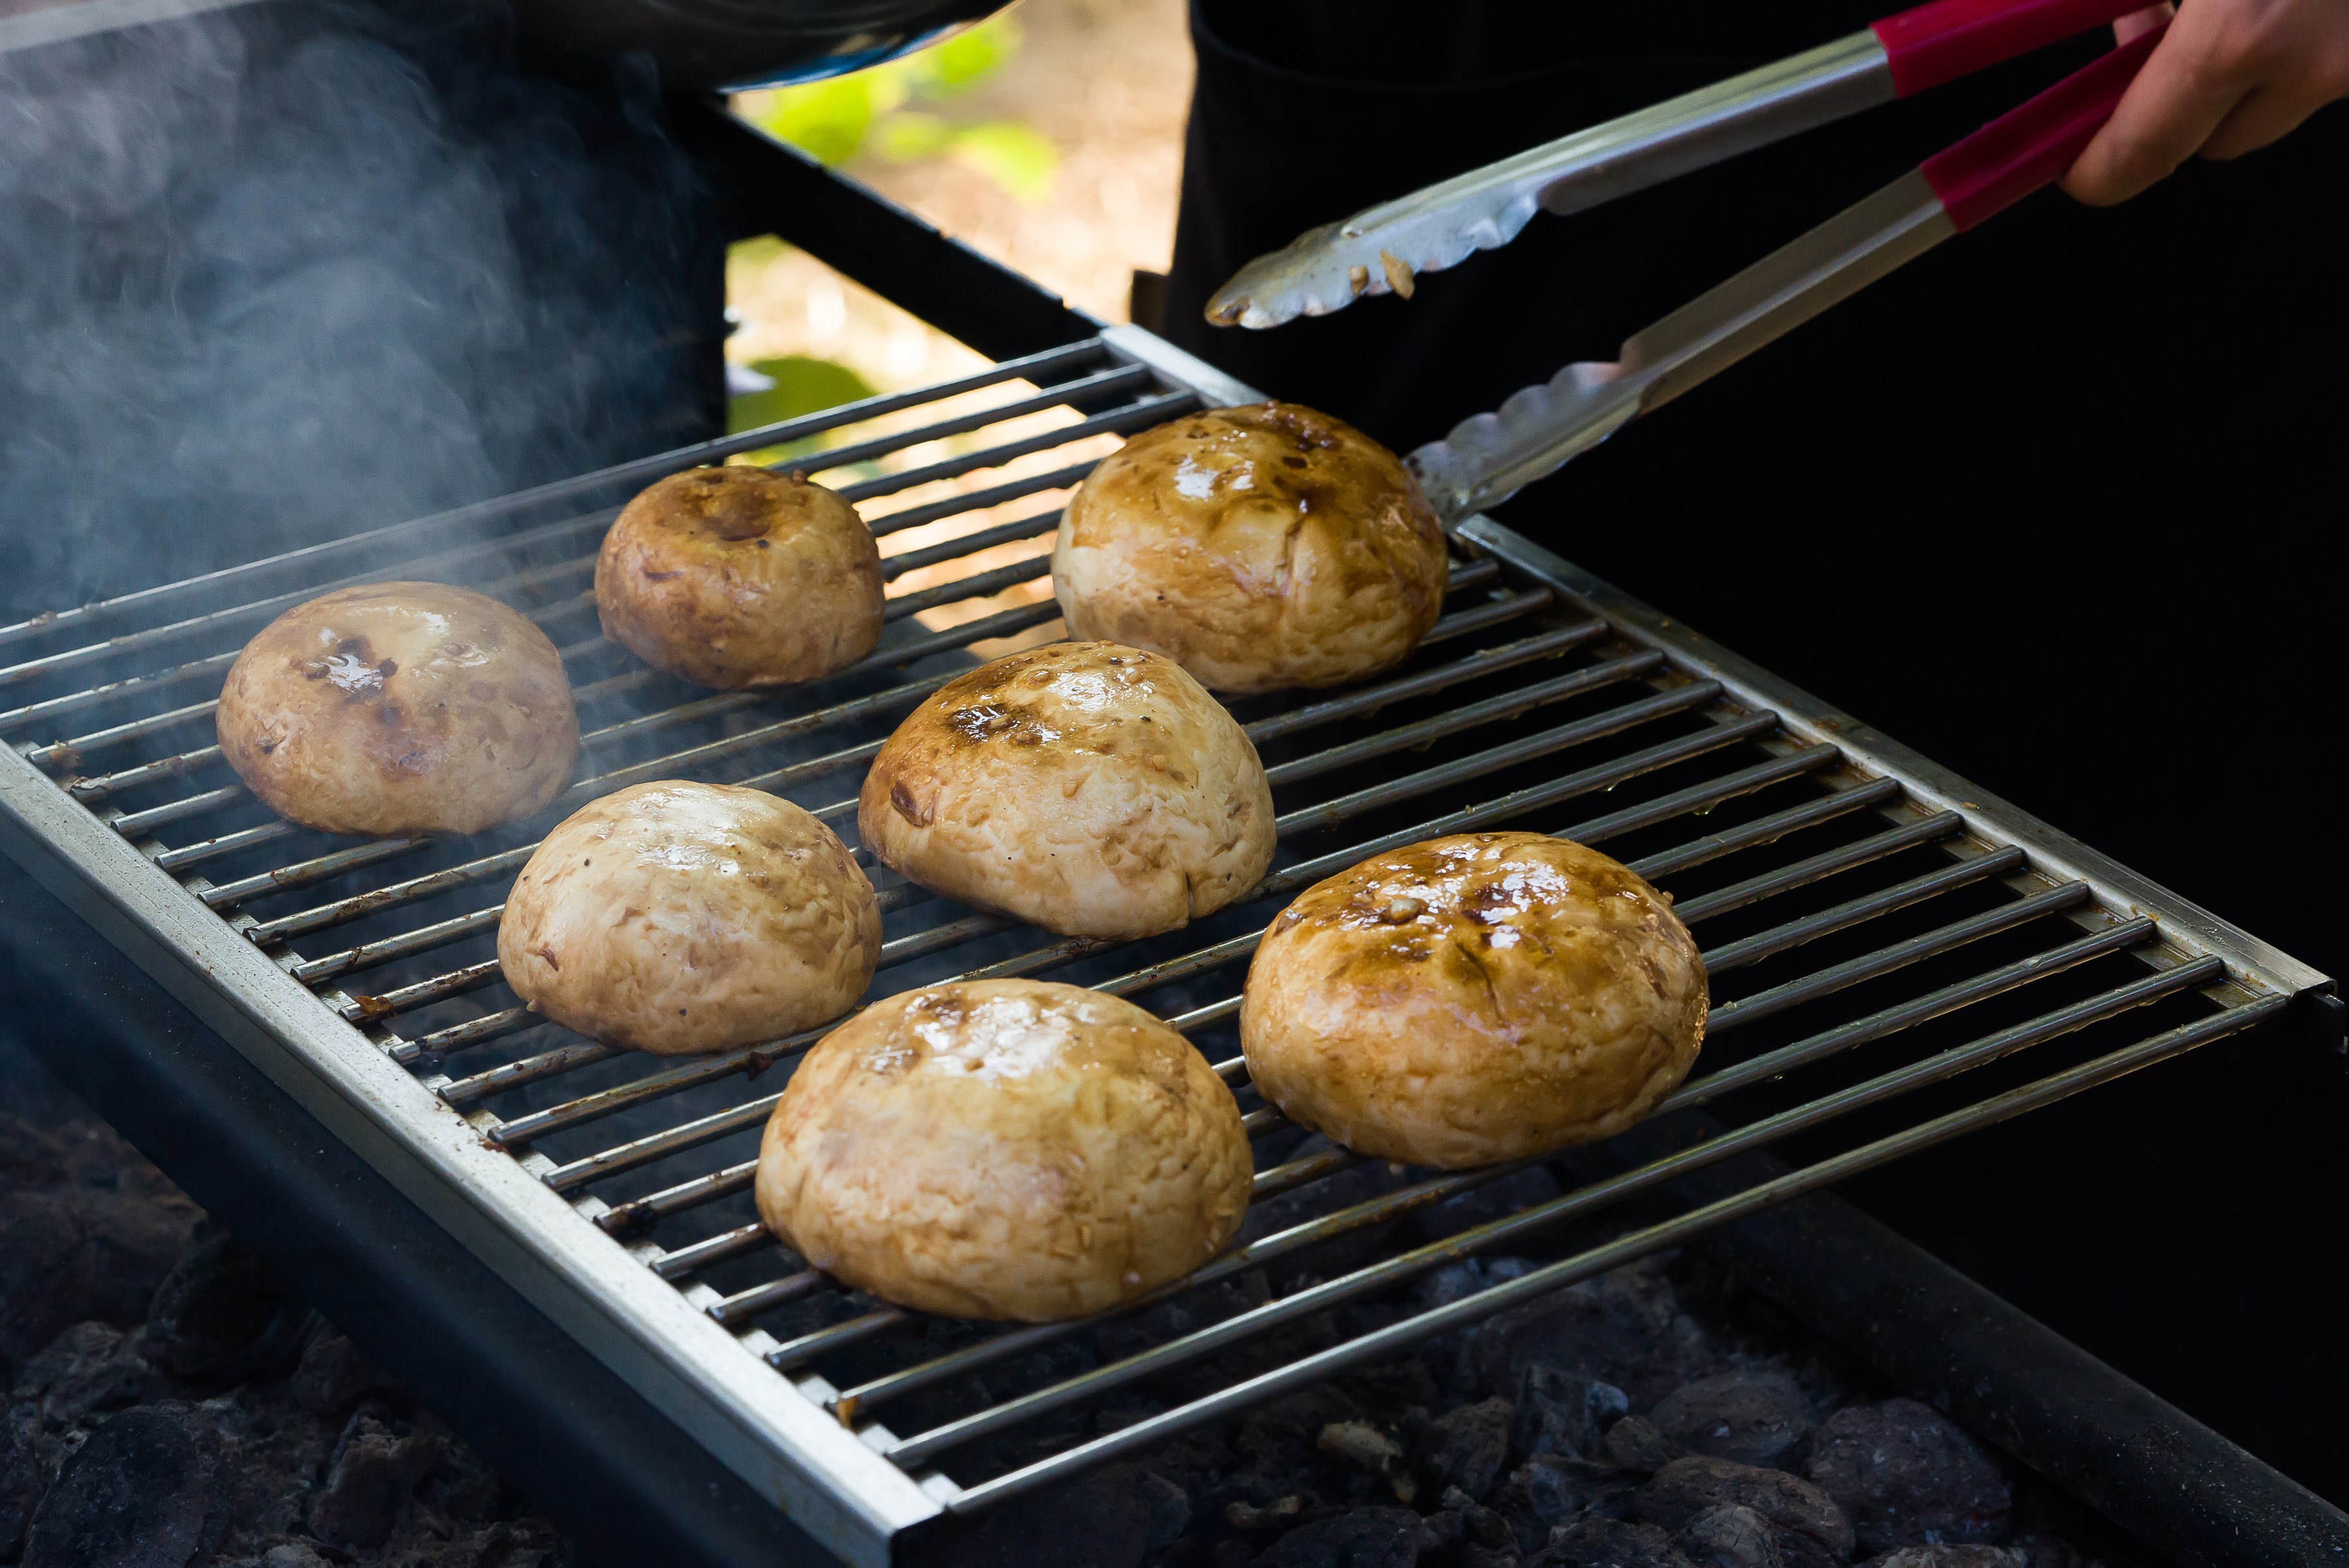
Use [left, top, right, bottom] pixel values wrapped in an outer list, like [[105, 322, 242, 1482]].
[[889, 779, 933, 827]]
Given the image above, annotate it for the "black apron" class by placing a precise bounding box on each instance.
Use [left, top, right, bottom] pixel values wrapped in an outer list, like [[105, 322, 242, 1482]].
[[1161, 0, 2349, 1508]]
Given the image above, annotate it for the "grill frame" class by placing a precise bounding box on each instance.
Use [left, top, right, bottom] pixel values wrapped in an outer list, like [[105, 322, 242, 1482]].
[[0, 298, 2332, 1567]]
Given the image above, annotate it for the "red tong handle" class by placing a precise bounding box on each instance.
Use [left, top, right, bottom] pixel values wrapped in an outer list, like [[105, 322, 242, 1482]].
[[1874, 0, 2155, 95], [1920, 22, 2162, 229]]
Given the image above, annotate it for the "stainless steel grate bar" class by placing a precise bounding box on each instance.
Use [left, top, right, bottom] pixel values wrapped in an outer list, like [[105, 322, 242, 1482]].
[[870, 469, 1091, 551], [0, 648, 242, 736], [200, 835, 437, 910], [1704, 880, 2094, 1034], [829, 917, 2166, 1426], [527, 723, 1898, 1187], [880, 953, 2231, 1471], [595, 1160, 760, 1237], [440, 1040, 619, 1106], [1698, 844, 2028, 974], [544, 1093, 782, 1191], [883, 557, 1051, 623], [399, 1007, 545, 1063], [1670, 812, 1963, 923], [68, 745, 223, 803], [940, 992, 2277, 1510], [1246, 623, 1603, 744], [651, 1222, 773, 1281], [338, 959, 501, 1022], [472, 663, 1741, 1144], [782, 363, 1155, 487], [835, 392, 1197, 505], [0, 338, 1115, 657], [1260, 653, 1666, 790], [1674, 916, 2160, 1107], [507, 713, 1800, 1160], [711, 1270, 825, 1327], [23, 698, 223, 771], [1625, 775, 1902, 881]]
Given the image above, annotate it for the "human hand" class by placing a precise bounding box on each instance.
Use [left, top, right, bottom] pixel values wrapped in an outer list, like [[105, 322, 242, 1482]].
[[2063, 0, 2349, 204]]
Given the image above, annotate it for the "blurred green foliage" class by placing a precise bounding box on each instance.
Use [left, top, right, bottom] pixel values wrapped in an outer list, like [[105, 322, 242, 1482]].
[[739, 12, 1058, 203], [728, 355, 876, 434], [728, 354, 879, 467]]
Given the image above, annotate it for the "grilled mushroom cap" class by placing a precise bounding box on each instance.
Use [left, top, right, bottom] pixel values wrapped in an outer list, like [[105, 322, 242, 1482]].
[[1052, 401, 1448, 694], [857, 641, 1275, 941], [756, 979, 1251, 1321], [1242, 832, 1706, 1169], [497, 780, 879, 1056], [215, 580, 578, 837], [596, 465, 883, 690]]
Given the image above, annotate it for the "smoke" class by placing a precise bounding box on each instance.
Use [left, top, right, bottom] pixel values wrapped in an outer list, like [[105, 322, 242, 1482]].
[[0, 0, 713, 619]]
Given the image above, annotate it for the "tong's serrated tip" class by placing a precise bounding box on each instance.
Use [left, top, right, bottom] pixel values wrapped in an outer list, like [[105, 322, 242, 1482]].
[[1205, 219, 1382, 331]]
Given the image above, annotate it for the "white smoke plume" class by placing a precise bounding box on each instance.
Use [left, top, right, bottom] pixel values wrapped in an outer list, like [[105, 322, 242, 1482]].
[[0, 0, 710, 619]]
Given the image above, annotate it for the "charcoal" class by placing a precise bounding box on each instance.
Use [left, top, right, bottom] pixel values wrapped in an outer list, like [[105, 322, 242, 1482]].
[[1422, 1507, 1467, 1554], [1530, 1516, 1694, 1568], [1238, 1144, 1411, 1287], [1, 1411, 39, 1561], [1242, 1387, 1369, 1473], [1462, 1550, 1524, 1568], [1512, 1364, 1632, 1462], [420, 1426, 506, 1523], [1402, 1168, 1565, 1247], [10, 1320, 166, 1426], [1679, 1504, 1785, 1568], [0, 1186, 196, 1363], [1649, 1374, 1817, 1471], [144, 1230, 299, 1385], [1496, 1454, 1642, 1552], [1411, 1259, 1533, 1385], [954, 1462, 1189, 1568], [1443, 1484, 1519, 1551], [1604, 1417, 1686, 1473], [309, 1407, 440, 1548], [1212, 1541, 1260, 1568], [455, 1517, 571, 1567], [263, 1546, 334, 1568], [18, 1405, 219, 1568], [1471, 1262, 1719, 1408], [1255, 1505, 1427, 1568], [1415, 1396, 1515, 1500], [1636, 1457, 1854, 1568], [1804, 1401, 2011, 1554], [1864, 1550, 2027, 1568], [292, 1325, 400, 1415]]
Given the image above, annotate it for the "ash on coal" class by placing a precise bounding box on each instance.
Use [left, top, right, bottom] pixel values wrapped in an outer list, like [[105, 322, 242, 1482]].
[[0, 1045, 577, 1568]]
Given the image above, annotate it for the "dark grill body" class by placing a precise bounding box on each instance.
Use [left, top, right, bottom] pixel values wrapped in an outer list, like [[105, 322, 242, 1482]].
[[0, 6, 2342, 1567]]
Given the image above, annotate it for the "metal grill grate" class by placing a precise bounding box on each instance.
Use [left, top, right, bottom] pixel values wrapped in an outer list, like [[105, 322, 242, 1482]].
[[0, 324, 2319, 1564]]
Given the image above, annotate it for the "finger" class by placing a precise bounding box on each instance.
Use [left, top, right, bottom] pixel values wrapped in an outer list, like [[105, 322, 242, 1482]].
[[2111, 3, 2175, 48], [2061, 29, 2252, 204], [2201, 80, 2327, 159]]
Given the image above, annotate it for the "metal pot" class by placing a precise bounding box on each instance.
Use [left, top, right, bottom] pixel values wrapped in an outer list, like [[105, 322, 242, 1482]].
[[510, 0, 1010, 92]]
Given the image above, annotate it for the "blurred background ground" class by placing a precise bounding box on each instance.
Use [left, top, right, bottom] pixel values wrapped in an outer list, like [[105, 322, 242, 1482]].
[[725, 0, 1191, 397]]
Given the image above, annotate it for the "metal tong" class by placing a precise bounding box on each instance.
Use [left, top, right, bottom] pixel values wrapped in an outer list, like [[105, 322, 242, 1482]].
[[1208, 0, 2156, 330], [1404, 24, 2163, 521]]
